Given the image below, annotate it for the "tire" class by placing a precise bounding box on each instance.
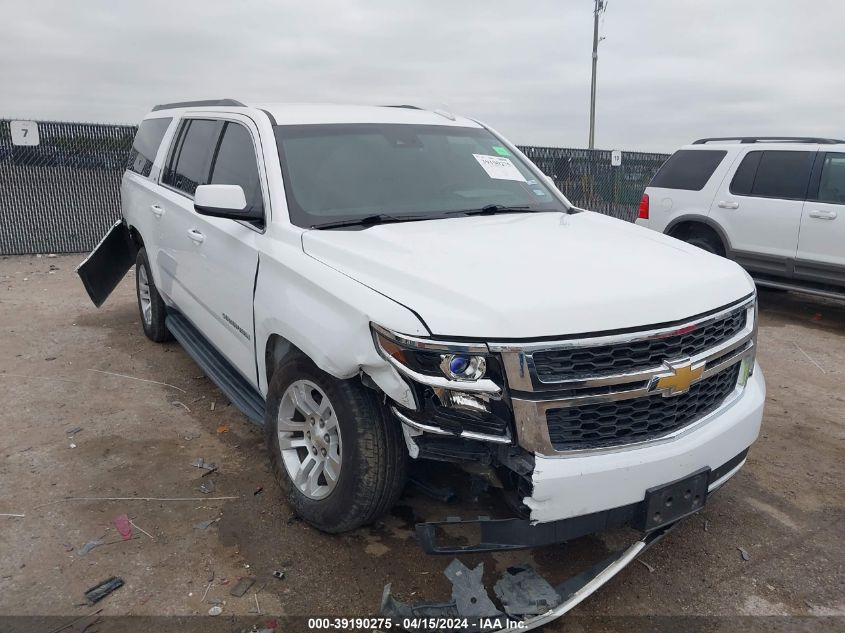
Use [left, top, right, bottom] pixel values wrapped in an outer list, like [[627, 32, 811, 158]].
[[685, 232, 725, 257], [135, 247, 171, 342], [265, 354, 407, 532]]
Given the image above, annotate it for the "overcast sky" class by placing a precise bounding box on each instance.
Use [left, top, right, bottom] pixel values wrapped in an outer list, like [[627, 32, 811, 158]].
[[1, 0, 843, 153]]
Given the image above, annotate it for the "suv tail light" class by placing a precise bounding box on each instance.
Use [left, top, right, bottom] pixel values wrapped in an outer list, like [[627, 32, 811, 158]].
[[638, 193, 650, 220]]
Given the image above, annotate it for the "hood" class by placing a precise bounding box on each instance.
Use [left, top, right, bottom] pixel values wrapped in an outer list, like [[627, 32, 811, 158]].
[[302, 211, 754, 339]]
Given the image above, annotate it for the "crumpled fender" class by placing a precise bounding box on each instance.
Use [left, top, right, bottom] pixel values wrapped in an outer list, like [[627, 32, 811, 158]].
[[254, 239, 428, 407]]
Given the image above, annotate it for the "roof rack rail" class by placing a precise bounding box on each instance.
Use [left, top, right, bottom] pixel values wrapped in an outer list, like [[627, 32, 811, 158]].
[[151, 99, 246, 112], [382, 105, 423, 110], [692, 136, 845, 145]]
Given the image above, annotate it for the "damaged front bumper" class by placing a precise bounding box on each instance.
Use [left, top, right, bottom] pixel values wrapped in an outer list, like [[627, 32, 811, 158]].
[[415, 446, 748, 554], [383, 522, 677, 632]]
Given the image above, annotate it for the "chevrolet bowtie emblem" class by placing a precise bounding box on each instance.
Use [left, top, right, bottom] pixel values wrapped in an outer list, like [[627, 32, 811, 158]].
[[650, 358, 706, 397]]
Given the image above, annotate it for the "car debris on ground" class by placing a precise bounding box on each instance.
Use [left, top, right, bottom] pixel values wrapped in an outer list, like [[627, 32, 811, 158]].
[[382, 526, 674, 631], [84, 577, 124, 605]]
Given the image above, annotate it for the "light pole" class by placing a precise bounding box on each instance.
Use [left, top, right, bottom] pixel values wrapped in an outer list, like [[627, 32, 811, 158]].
[[588, 0, 606, 149]]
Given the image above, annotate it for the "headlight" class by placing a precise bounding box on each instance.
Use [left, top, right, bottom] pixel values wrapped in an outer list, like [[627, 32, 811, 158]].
[[371, 324, 502, 396], [739, 295, 759, 385], [440, 354, 487, 381]]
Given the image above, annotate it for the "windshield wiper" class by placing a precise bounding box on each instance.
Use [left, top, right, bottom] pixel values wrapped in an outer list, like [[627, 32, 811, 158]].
[[445, 204, 536, 217], [311, 214, 429, 230]]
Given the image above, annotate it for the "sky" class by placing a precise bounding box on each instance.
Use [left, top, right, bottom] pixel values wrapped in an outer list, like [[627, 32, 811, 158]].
[[1, 0, 843, 153]]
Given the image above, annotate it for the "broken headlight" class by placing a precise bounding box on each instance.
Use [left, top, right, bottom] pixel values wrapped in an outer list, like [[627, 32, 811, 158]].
[[371, 324, 502, 395], [372, 324, 511, 442]]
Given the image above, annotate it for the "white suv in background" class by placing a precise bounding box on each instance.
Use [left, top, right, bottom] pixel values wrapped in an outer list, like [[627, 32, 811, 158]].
[[637, 137, 845, 298]]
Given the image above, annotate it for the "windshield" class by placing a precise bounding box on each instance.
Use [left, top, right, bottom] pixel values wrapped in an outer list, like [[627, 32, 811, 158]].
[[273, 123, 567, 228]]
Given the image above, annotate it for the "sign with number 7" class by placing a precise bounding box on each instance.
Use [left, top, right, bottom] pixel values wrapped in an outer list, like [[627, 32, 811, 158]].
[[11, 120, 40, 146]]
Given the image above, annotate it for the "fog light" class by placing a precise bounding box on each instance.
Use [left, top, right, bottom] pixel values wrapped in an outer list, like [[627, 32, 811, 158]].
[[440, 390, 491, 413], [440, 354, 487, 381]]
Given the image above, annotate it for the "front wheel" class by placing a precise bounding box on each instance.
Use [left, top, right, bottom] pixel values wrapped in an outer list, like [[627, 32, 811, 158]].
[[265, 355, 407, 532]]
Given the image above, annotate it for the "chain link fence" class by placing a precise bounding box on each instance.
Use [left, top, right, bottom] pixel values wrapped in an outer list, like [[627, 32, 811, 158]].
[[0, 118, 669, 255]]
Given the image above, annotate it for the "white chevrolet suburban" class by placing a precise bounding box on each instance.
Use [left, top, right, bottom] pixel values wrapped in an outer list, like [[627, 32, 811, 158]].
[[638, 137, 845, 300], [79, 101, 764, 561]]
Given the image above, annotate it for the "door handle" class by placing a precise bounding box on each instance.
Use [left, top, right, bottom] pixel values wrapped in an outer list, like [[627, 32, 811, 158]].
[[808, 209, 838, 220], [150, 204, 165, 218], [717, 201, 739, 209], [187, 229, 205, 244]]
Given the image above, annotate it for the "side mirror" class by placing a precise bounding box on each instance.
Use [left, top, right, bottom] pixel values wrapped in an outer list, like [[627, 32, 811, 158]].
[[194, 184, 262, 220]]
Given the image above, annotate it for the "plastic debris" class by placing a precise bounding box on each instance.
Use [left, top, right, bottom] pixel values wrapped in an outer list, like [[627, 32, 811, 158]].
[[493, 565, 561, 617], [199, 480, 216, 494], [78, 540, 103, 556], [738, 546, 751, 561], [217, 424, 230, 433], [193, 518, 220, 530], [208, 605, 223, 616], [382, 560, 501, 622], [230, 577, 256, 597], [84, 576, 124, 604], [113, 514, 133, 541], [66, 426, 83, 435], [192, 457, 217, 471], [272, 570, 285, 580]]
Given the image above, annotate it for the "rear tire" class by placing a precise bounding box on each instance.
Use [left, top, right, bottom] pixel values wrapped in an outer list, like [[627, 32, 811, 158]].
[[682, 229, 725, 257], [135, 248, 171, 343], [265, 354, 407, 533]]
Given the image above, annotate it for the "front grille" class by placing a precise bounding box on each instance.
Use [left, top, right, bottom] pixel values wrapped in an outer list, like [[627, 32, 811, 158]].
[[532, 307, 746, 382], [545, 364, 740, 450]]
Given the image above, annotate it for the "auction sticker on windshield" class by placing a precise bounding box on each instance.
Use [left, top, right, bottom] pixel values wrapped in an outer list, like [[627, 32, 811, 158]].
[[473, 154, 526, 182]]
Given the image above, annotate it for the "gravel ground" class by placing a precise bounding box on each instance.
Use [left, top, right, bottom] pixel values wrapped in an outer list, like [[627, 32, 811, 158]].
[[0, 254, 843, 629]]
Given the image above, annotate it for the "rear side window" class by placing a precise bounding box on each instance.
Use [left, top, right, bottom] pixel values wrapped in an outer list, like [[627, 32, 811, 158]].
[[815, 152, 845, 204], [162, 119, 220, 196], [209, 122, 264, 216], [127, 118, 171, 177], [730, 150, 814, 200], [649, 150, 727, 191]]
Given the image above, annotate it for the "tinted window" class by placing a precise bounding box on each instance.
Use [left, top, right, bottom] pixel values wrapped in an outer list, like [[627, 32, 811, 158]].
[[127, 118, 171, 177], [162, 119, 220, 196], [209, 123, 263, 215], [815, 152, 845, 204], [274, 124, 564, 228], [649, 150, 727, 191], [750, 151, 814, 200], [729, 151, 761, 195]]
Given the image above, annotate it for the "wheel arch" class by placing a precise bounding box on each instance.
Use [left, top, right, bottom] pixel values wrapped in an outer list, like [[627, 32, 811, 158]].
[[665, 215, 732, 254], [264, 334, 302, 387], [127, 224, 145, 250]]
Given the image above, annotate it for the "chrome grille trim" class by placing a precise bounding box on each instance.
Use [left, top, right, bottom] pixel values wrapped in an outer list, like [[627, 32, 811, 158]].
[[491, 295, 755, 393], [498, 295, 757, 456]]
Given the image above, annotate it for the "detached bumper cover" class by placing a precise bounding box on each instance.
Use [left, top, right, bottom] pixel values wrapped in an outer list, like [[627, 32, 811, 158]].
[[385, 523, 677, 632]]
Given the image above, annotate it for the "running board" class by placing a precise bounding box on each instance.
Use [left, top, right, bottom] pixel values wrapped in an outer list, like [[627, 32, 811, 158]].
[[753, 277, 845, 301], [165, 312, 266, 425]]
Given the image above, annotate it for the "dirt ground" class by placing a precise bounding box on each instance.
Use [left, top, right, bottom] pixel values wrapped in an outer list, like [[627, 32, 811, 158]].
[[1, 254, 844, 628]]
